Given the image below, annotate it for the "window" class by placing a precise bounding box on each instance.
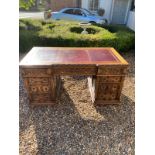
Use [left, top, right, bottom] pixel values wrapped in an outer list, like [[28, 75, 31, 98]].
[[63, 9, 74, 14], [74, 9, 85, 16], [89, 0, 99, 11]]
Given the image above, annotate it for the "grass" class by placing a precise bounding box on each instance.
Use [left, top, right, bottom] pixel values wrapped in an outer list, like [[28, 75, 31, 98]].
[[19, 19, 135, 53]]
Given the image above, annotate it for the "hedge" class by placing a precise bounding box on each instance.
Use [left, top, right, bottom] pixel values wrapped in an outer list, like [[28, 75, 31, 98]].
[[19, 19, 135, 53]]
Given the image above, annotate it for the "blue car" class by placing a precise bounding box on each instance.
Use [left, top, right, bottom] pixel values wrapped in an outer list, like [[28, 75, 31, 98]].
[[51, 8, 106, 24]]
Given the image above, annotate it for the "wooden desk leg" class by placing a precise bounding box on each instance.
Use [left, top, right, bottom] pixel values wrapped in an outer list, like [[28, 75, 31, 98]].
[[23, 75, 61, 106], [93, 75, 126, 105]]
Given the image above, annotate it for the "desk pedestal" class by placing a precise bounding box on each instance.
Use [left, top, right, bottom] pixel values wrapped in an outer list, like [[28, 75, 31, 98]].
[[88, 65, 127, 105]]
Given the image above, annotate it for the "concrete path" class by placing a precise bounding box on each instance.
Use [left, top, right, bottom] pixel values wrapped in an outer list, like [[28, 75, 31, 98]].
[[19, 11, 44, 19]]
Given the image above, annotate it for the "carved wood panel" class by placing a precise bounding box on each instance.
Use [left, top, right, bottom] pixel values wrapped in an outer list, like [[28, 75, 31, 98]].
[[30, 93, 53, 103], [94, 64, 128, 104], [96, 83, 120, 100], [97, 76, 123, 83], [29, 77, 49, 85], [28, 78, 52, 93], [53, 65, 97, 75], [98, 65, 128, 75], [25, 76, 57, 104], [21, 68, 52, 77]]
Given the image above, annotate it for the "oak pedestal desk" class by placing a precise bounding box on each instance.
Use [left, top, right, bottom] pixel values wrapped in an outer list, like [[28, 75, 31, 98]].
[[20, 47, 128, 106]]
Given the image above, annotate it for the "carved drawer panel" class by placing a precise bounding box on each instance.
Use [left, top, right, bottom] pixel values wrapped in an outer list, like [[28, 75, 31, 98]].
[[96, 83, 120, 100], [97, 76, 123, 83], [21, 68, 52, 77], [97, 93, 118, 100], [30, 93, 54, 103], [28, 78, 49, 85], [98, 65, 127, 75], [26, 77, 56, 100], [98, 83, 120, 93], [29, 85, 50, 93], [53, 66, 97, 75]]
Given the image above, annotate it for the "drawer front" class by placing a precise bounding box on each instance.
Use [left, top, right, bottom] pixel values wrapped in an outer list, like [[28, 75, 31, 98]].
[[21, 68, 52, 77], [28, 77, 49, 86], [98, 65, 127, 75], [97, 93, 118, 100], [27, 77, 56, 99], [96, 83, 120, 100], [97, 76, 123, 83], [53, 66, 97, 75], [30, 93, 54, 103], [28, 78, 51, 93], [29, 85, 50, 93]]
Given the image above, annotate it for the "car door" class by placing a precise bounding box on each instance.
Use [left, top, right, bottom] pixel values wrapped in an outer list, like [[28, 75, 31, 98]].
[[60, 9, 75, 21]]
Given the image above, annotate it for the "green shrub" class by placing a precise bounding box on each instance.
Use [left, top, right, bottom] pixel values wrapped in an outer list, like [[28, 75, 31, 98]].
[[102, 24, 134, 33], [19, 19, 135, 53], [19, 21, 26, 30]]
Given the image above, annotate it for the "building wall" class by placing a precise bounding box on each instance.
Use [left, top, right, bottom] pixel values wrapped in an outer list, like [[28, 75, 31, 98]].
[[81, 0, 88, 9], [111, 0, 130, 24], [81, 0, 113, 23], [50, 0, 77, 11], [99, 0, 113, 23], [127, 11, 135, 31]]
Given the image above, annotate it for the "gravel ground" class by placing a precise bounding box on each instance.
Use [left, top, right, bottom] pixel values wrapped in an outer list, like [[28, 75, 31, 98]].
[[19, 51, 135, 155]]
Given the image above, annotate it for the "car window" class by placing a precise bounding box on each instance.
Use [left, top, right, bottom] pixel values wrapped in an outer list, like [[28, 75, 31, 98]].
[[83, 8, 94, 16], [63, 9, 74, 14], [74, 9, 85, 16]]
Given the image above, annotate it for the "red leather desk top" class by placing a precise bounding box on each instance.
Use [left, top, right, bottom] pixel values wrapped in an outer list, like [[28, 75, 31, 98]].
[[20, 47, 128, 66]]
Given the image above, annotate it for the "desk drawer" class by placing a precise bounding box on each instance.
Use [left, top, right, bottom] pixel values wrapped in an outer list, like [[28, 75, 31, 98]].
[[29, 85, 50, 93], [21, 68, 52, 77], [24, 77, 56, 99], [53, 65, 97, 75], [30, 93, 54, 103], [97, 76, 123, 83], [98, 65, 127, 75], [28, 78, 49, 85], [96, 83, 121, 100]]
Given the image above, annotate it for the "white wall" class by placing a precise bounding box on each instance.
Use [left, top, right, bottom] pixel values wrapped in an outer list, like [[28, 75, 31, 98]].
[[99, 0, 113, 22], [82, 0, 88, 9], [127, 11, 135, 31]]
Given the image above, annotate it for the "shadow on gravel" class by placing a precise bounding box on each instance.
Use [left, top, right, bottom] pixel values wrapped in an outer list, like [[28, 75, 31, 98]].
[[121, 51, 135, 78]]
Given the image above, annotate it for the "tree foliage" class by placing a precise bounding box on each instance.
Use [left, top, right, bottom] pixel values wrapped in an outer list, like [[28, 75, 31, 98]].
[[19, 0, 35, 10]]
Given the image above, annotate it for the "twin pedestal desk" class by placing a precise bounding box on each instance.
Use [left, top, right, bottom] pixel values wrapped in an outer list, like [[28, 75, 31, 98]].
[[20, 47, 128, 106]]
